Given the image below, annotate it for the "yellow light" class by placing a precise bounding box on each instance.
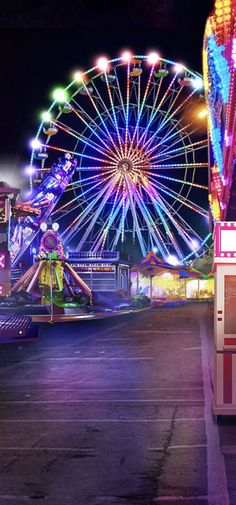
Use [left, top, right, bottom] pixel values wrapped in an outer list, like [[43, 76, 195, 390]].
[[73, 70, 83, 82], [198, 109, 208, 119]]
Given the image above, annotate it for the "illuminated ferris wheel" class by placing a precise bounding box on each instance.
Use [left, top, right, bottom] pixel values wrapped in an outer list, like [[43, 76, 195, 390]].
[[29, 52, 211, 263]]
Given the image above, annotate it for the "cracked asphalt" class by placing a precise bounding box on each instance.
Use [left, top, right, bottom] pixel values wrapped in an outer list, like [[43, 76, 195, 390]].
[[0, 303, 235, 505]]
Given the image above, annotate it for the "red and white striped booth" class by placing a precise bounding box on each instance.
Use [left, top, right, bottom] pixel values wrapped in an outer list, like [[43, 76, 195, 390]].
[[213, 222, 236, 415]]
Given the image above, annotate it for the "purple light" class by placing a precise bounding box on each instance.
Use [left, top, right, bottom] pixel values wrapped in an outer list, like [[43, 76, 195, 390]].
[[25, 165, 36, 175], [31, 138, 41, 150]]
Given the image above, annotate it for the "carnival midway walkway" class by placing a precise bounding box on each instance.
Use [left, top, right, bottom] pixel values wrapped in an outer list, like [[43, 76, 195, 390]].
[[0, 303, 235, 505]]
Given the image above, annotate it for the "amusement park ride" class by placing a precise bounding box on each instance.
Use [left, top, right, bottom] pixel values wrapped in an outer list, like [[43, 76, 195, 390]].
[[203, 0, 236, 416]]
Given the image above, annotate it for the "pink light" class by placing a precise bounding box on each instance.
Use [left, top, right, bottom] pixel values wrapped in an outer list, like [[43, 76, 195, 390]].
[[147, 52, 160, 65], [0, 254, 5, 269], [97, 57, 109, 72], [0, 286, 3, 295], [121, 51, 132, 62]]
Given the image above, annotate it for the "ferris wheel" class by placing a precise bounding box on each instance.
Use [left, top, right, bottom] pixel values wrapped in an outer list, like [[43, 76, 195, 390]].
[[29, 52, 211, 264]]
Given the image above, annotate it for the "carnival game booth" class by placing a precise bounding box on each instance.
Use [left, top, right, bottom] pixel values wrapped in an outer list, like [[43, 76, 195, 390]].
[[131, 251, 214, 302]]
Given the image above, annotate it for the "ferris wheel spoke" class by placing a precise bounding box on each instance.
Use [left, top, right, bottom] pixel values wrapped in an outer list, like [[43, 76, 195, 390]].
[[145, 172, 208, 190], [66, 169, 116, 189], [75, 174, 120, 251], [101, 72, 124, 155], [156, 125, 203, 159], [99, 177, 123, 251], [93, 193, 123, 252], [54, 171, 114, 217], [124, 176, 147, 256], [156, 192, 203, 255], [147, 162, 208, 170], [148, 76, 164, 125], [148, 88, 197, 150], [149, 176, 208, 216], [68, 102, 120, 160], [139, 184, 184, 258], [134, 72, 179, 154], [155, 121, 193, 155], [77, 84, 121, 160], [156, 139, 208, 162], [126, 177, 169, 257], [113, 67, 127, 126], [111, 200, 130, 250], [128, 64, 156, 157], [90, 80, 118, 132], [92, 177, 123, 252], [52, 119, 117, 163], [71, 97, 114, 143], [124, 61, 131, 156], [40, 143, 117, 166], [62, 175, 117, 244], [143, 184, 196, 256]]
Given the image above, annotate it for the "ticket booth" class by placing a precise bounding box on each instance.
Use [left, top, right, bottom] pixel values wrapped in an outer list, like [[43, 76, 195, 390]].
[[213, 222, 236, 415]]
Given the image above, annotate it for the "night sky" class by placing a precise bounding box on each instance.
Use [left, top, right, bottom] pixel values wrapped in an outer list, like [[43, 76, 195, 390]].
[[1, 0, 213, 176]]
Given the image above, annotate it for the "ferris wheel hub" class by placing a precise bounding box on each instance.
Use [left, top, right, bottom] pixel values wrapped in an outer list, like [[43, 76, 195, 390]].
[[118, 158, 133, 173]]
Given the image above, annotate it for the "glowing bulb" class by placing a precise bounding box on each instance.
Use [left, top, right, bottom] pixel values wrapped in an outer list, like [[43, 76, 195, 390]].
[[167, 255, 179, 266], [147, 52, 160, 65], [73, 70, 83, 82], [25, 165, 36, 175], [121, 51, 132, 62], [41, 110, 52, 122], [52, 88, 68, 103], [97, 57, 109, 72], [192, 77, 203, 90], [52, 222, 59, 232], [173, 63, 184, 73], [31, 138, 41, 150], [40, 222, 48, 232], [198, 108, 208, 119]]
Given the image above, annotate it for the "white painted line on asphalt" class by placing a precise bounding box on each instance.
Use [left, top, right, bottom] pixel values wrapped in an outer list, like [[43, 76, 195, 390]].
[[182, 347, 201, 351], [0, 447, 95, 452], [43, 357, 156, 361], [0, 399, 204, 404], [199, 319, 229, 505], [0, 387, 204, 393], [0, 418, 205, 423], [0, 321, 127, 375], [153, 496, 209, 502], [149, 444, 207, 451], [0, 495, 30, 501], [128, 330, 195, 334], [221, 445, 236, 455]]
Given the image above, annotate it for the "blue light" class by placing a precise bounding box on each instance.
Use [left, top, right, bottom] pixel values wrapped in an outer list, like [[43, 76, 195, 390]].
[[207, 35, 230, 104]]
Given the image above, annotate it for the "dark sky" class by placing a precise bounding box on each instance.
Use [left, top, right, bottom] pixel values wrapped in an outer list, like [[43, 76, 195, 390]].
[[1, 0, 213, 173]]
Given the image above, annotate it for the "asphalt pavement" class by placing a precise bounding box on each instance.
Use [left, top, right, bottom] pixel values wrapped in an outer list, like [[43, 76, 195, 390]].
[[0, 303, 235, 505]]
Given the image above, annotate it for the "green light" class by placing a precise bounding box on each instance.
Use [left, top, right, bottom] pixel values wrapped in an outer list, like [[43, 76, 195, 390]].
[[52, 88, 68, 103], [41, 110, 52, 122]]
